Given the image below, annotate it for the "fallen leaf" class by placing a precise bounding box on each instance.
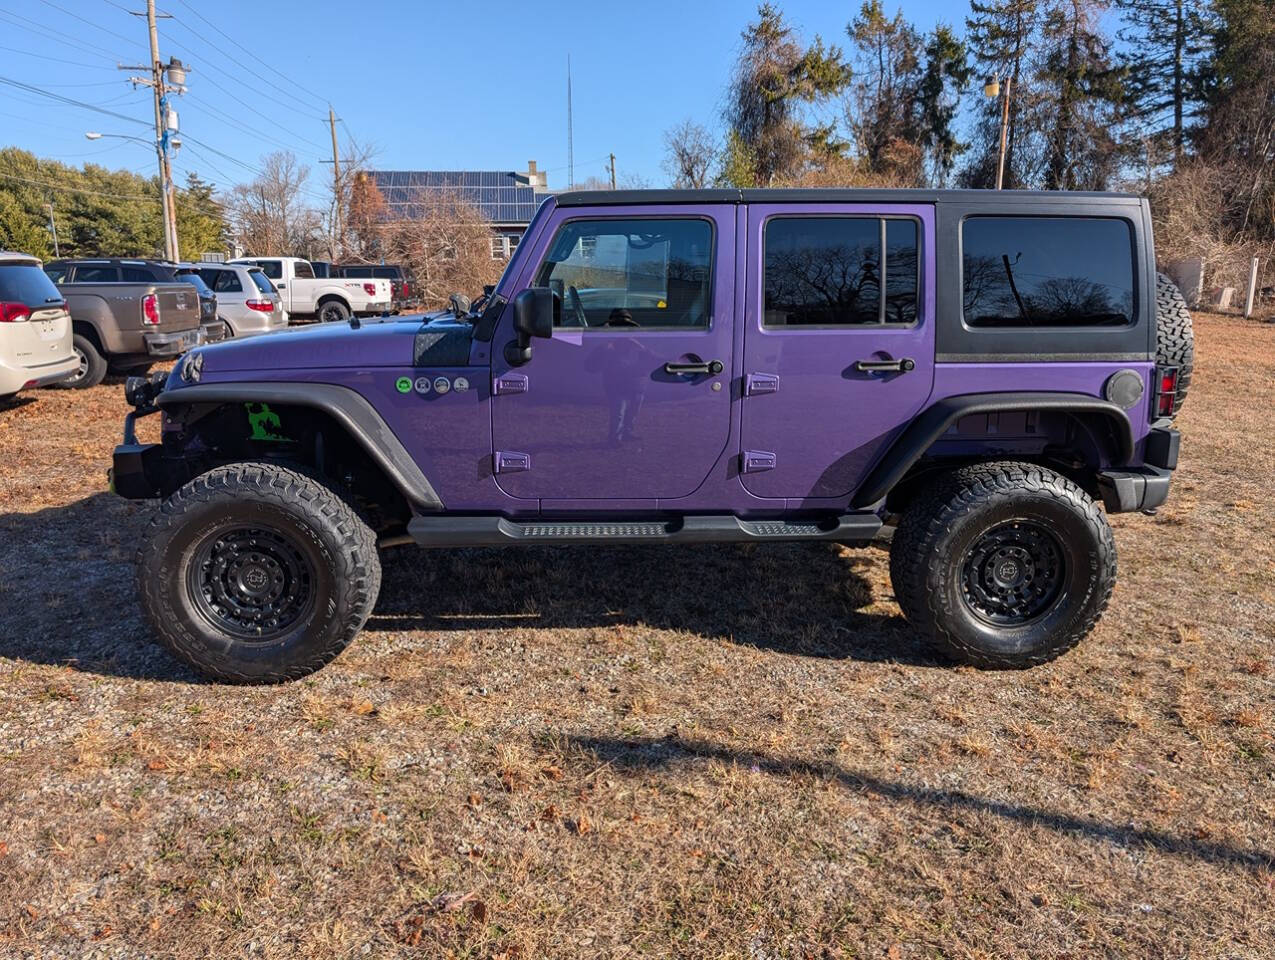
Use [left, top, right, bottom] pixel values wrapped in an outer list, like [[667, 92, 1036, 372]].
[[24, 905, 38, 921], [94, 833, 107, 844], [540, 765, 563, 781], [146, 759, 167, 771], [92, 925, 112, 941], [353, 701, 377, 716], [470, 900, 488, 923], [467, 793, 482, 809], [0, 841, 8, 857]]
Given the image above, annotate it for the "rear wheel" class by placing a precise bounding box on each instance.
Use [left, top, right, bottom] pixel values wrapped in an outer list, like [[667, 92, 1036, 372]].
[[137, 462, 381, 683], [889, 461, 1116, 669], [55, 333, 107, 389], [317, 299, 350, 324]]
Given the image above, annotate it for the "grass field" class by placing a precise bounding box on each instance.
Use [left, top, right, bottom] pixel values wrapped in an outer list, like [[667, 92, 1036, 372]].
[[0, 313, 1272, 958]]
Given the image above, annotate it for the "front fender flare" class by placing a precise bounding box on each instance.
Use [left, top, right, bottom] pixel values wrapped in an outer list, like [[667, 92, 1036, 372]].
[[156, 381, 444, 512], [851, 392, 1136, 508]]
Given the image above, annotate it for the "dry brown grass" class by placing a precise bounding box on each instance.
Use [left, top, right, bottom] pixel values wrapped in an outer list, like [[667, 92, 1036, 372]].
[[1, 316, 1273, 957]]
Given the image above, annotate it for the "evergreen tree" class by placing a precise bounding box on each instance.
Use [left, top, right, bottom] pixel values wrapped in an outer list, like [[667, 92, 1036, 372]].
[[844, 1, 926, 183], [1038, 0, 1125, 191], [725, 3, 851, 185], [918, 25, 973, 186], [176, 172, 228, 260], [1115, 0, 1215, 170]]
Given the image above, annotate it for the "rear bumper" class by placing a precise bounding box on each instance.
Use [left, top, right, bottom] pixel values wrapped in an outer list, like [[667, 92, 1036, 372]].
[[356, 301, 392, 316], [0, 353, 79, 394], [200, 319, 228, 343], [144, 327, 200, 357], [1097, 423, 1179, 513]]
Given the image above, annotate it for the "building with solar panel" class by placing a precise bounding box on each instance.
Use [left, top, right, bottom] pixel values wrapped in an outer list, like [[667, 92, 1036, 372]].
[[367, 162, 553, 261]]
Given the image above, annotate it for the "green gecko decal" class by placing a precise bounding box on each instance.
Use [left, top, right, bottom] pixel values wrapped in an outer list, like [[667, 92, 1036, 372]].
[[245, 402, 289, 442]]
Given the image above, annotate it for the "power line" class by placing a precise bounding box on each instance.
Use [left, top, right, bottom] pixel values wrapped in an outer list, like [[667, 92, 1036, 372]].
[[0, 74, 151, 128], [171, 0, 329, 111], [184, 91, 326, 160], [38, 0, 142, 48], [0, 7, 129, 62], [0, 43, 120, 70], [0, 170, 160, 202]]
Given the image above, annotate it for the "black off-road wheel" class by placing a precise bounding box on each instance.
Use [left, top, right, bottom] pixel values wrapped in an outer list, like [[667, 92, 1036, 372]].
[[137, 462, 381, 683], [889, 462, 1116, 669], [1155, 272, 1194, 414], [55, 333, 107, 389], [317, 299, 351, 324]]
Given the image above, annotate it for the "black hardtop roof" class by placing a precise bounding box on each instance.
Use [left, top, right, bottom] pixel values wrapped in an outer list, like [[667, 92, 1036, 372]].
[[552, 187, 1142, 207]]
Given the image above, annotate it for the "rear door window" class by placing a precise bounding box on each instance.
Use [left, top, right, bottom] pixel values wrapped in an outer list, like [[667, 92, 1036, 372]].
[[204, 269, 242, 293], [292, 261, 315, 279], [961, 216, 1135, 327], [75, 265, 120, 283], [763, 217, 919, 326], [0, 263, 65, 306]]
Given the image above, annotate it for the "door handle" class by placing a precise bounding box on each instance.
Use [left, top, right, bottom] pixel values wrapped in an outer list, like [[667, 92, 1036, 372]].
[[664, 359, 724, 376], [853, 357, 915, 373]]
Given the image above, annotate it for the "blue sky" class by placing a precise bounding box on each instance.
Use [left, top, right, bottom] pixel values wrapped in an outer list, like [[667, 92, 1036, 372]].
[[2, 0, 960, 197]]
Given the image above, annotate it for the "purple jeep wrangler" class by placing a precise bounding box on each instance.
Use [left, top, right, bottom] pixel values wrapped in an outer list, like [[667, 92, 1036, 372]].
[[112, 189, 1192, 683]]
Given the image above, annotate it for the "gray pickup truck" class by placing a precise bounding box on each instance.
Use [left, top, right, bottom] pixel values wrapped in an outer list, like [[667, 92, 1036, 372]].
[[46, 272, 201, 388]]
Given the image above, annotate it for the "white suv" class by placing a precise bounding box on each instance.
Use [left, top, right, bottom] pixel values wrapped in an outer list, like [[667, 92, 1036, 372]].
[[0, 252, 76, 400]]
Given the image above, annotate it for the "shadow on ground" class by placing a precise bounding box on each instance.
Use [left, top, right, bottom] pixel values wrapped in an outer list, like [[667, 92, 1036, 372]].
[[372, 539, 937, 665], [0, 494, 936, 680], [568, 733, 1275, 875]]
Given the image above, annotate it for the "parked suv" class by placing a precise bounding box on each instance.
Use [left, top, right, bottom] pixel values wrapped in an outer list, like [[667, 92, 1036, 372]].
[[0, 252, 77, 400], [195, 263, 287, 337], [46, 259, 203, 387], [335, 263, 412, 312], [113, 189, 1191, 683]]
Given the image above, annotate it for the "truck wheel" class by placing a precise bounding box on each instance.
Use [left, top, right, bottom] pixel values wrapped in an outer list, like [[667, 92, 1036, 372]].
[[137, 462, 382, 683], [1155, 272, 1193, 414], [889, 461, 1116, 669], [55, 334, 107, 389], [317, 299, 350, 324]]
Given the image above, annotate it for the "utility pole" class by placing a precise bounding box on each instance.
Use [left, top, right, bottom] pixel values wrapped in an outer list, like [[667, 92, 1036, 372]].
[[995, 73, 1011, 191], [328, 105, 342, 260], [121, 0, 183, 261], [609, 153, 616, 190], [566, 55, 574, 190], [45, 201, 59, 257]]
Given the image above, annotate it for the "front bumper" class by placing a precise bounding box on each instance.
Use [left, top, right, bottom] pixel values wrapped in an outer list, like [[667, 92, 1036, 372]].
[[144, 327, 200, 357]]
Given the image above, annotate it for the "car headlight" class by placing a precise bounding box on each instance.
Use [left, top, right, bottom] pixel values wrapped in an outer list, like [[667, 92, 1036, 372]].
[[180, 350, 204, 383]]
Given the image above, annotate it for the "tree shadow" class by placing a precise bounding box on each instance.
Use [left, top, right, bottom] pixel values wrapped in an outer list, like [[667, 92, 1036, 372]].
[[0, 493, 205, 683], [566, 733, 1275, 876], [371, 539, 940, 666]]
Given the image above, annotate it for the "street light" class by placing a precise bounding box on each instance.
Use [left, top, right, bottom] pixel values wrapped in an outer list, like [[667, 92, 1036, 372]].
[[983, 74, 1012, 190]]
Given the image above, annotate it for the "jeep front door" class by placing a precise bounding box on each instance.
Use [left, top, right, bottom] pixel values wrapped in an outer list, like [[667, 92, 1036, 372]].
[[740, 205, 935, 502], [490, 209, 734, 502]]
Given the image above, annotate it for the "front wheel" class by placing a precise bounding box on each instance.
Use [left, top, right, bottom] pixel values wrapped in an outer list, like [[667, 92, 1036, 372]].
[[317, 299, 351, 324], [889, 462, 1116, 669], [137, 463, 381, 683]]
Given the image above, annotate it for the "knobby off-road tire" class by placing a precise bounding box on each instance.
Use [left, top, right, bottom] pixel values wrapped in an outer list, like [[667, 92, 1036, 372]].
[[137, 462, 381, 683], [889, 462, 1116, 669], [55, 333, 107, 389], [1155, 272, 1194, 414]]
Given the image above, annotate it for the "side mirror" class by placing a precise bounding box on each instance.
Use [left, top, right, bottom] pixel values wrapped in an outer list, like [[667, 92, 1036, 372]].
[[505, 287, 554, 365]]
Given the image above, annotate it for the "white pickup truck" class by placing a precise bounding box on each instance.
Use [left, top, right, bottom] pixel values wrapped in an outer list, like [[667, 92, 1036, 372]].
[[230, 256, 391, 324]]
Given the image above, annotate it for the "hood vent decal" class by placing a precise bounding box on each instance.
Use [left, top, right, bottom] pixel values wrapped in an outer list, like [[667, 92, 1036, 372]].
[[413, 327, 473, 366]]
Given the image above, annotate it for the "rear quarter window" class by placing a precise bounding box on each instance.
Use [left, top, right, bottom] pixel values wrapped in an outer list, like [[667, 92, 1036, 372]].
[[248, 270, 275, 294], [0, 263, 64, 306], [962, 216, 1135, 327]]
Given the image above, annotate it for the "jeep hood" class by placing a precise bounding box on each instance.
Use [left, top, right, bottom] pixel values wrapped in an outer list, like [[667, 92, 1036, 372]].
[[188, 314, 463, 373]]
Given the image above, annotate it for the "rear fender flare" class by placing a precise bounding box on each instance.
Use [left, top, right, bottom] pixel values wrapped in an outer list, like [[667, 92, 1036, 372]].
[[156, 381, 443, 512], [851, 392, 1136, 508]]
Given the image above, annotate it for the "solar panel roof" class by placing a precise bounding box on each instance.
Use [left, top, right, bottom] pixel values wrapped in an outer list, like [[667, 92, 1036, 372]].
[[369, 170, 549, 226]]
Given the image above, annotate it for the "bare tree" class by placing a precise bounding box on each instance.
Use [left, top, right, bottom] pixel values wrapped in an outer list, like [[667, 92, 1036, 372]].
[[228, 151, 322, 256], [329, 135, 378, 260], [663, 120, 717, 188], [381, 194, 502, 308]]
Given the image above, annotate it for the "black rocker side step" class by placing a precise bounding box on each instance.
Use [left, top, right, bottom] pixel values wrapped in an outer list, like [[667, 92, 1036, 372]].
[[406, 513, 882, 548]]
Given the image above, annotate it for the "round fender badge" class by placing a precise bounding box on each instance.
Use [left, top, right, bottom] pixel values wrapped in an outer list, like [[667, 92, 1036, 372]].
[[413, 376, 432, 394], [395, 376, 412, 394], [453, 376, 469, 393], [433, 376, 451, 394]]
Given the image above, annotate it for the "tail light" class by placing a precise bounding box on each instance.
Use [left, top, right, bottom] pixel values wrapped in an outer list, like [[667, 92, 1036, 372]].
[[0, 301, 31, 323], [362, 283, 377, 297], [1153, 366, 1179, 418], [245, 299, 274, 312], [141, 293, 160, 325], [401, 281, 410, 299]]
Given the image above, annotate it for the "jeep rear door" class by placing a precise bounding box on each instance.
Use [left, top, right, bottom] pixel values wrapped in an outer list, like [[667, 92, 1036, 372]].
[[739, 204, 935, 503], [489, 205, 735, 502]]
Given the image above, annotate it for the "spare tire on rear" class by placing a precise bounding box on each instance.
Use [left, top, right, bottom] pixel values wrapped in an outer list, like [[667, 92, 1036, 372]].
[[1155, 272, 1194, 415]]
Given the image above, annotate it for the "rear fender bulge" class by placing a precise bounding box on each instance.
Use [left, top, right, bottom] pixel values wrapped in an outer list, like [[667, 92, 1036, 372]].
[[850, 392, 1136, 508], [155, 381, 443, 512]]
